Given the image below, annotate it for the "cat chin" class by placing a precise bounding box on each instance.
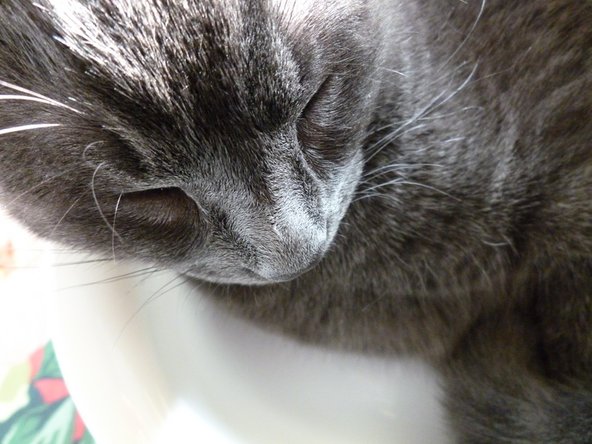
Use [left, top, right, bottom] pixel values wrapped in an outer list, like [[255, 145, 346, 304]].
[[183, 271, 282, 287], [183, 260, 322, 286]]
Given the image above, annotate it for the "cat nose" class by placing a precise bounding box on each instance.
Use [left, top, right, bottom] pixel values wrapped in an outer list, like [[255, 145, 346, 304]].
[[254, 250, 324, 282], [254, 245, 325, 282], [251, 221, 328, 282]]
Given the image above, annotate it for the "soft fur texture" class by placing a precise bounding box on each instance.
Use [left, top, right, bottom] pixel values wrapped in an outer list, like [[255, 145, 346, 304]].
[[1, 0, 591, 442]]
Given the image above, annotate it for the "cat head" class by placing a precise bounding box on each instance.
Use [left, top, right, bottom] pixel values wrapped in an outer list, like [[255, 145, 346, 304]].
[[0, 0, 382, 284]]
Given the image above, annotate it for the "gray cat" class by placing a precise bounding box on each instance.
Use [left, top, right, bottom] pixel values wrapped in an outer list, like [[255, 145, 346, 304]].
[[1, 0, 591, 442]]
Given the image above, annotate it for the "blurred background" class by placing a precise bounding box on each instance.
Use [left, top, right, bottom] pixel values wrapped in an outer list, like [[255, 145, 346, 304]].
[[0, 209, 448, 444], [0, 209, 94, 443]]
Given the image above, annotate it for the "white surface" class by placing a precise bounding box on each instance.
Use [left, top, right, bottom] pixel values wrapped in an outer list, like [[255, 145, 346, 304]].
[[0, 211, 52, 423], [0, 211, 51, 365], [47, 253, 451, 444]]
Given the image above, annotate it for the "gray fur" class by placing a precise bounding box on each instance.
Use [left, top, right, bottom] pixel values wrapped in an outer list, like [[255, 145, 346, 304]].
[[0, 0, 591, 441]]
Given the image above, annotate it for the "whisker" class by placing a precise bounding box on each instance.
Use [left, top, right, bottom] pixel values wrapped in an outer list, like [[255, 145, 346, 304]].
[[50, 258, 113, 266], [352, 192, 396, 203], [82, 141, 104, 163], [115, 273, 188, 346], [91, 162, 124, 243], [365, 122, 428, 162], [355, 178, 461, 202], [437, 0, 486, 72], [112, 193, 123, 262], [4, 258, 113, 270], [58, 266, 161, 290], [417, 106, 483, 122], [3, 167, 80, 208], [427, 62, 479, 116], [0, 94, 66, 108], [0, 79, 82, 114], [392, 180, 461, 201], [362, 163, 444, 181], [364, 62, 478, 163], [379, 67, 409, 77], [128, 267, 167, 292], [49, 195, 84, 237], [0, 123, 61, 136]]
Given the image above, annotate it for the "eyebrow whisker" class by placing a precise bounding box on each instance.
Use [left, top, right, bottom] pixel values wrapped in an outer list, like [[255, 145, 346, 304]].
[[0, 79, 82, 114], [0, 123, 62, 136]]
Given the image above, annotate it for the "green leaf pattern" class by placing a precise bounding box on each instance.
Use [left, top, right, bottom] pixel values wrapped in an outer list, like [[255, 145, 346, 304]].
[[0, 344, 95, 444]]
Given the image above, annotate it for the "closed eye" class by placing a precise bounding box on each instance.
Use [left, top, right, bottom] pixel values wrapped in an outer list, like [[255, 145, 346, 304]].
[[296, 75, 346, 166], [301, 75, 333, 122], [120, 187, 200, 227], [105, 186, 205, 260]]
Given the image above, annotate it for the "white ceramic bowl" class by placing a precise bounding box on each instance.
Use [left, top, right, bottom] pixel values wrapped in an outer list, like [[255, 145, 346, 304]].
[[46, 250, 451, 444]]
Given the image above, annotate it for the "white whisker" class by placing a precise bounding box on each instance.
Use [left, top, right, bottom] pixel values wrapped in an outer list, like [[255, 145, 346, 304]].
[[378, 67, 409, 77], [0, 79, 82, 114], [82, 141, 104, 163], [3, 167, 79, 208], [49, 195, 83, 237], [112, 192, 123, 262], [32, 2, 50, 12], [0, 123, 61, 136], [365, 122, 429, 162], [428, 63, 479, 116], [437, 0, 486, 72], [355, 178, 461, 203], [91, 162, 124, 243], [417, 106, 483, 122], [363, 163, 444, 181], [393, 180, 461, 201], [365, 62, 478, 163], [0, 94, 63, 107], [115, 273, 188, 346]]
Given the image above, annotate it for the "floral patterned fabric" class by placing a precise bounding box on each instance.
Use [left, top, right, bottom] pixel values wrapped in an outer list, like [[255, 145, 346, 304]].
[[0, 343, 94, 444]]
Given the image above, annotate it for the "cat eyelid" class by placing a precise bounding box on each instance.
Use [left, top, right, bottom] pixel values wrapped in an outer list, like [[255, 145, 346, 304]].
[[301, 75, 333, 119]]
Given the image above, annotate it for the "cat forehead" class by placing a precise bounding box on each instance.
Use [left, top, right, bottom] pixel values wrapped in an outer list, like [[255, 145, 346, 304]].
[[43, 0, 357, 69], [270, 0, 316, 24], [38, 0, 368, 135], [43, 0, 267, 70], [44, 0, 352, 47], [42, 0, 315, 44], [42, 0, 304, 127]]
